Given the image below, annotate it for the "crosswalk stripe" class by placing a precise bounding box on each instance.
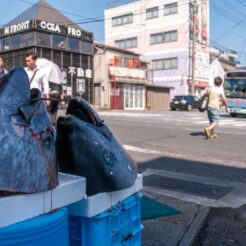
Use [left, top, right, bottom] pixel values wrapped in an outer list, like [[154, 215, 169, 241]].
[[99, 112, 246, 128], [219, 121, 239, 125], [194, 121, 209, 124], [231, 123, 246, 127]]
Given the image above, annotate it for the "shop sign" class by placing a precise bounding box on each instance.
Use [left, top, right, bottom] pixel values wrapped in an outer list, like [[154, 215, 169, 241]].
[[68, 66, 76, 77], [4, 21, 30, 35], [2, 19, 92, 41], [109, 66, 145, 80], [40, 21, 61, 33], [68, 27, 82, 38], [36, 20, 90, 39], [67, 67, 92, 78], [187, 79, 208, 87], [77, 78, 85, 93]]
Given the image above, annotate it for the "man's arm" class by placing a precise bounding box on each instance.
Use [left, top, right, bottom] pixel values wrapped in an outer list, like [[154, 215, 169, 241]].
[[200, 87, 209, 99], [221, 91, 228, 112], [42, 74, 50, 106]]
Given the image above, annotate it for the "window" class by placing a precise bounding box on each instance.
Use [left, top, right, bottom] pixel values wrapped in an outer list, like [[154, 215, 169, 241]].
[[10, 34, 21, 49], [81, 41, 93, 55], [0, 37, 10, 51], [164, 2, 178, 16], [52, 34, 66, 49], [21, 32, 34, 47], [115, 37, 137, 49], [68, 37, 80, 51], [110, 83, 120, 96], [146, 7, 159, 19], [36, 32, 51, 47], [152, 58, 178, 70], [112, 13, 133, 27], [150, 30, 177, 44], [124, 84, 144, 109], [0, 38, 5, 51]]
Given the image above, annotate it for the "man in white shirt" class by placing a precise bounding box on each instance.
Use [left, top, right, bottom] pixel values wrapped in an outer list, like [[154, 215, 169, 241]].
[[24, 52, 50, 106]]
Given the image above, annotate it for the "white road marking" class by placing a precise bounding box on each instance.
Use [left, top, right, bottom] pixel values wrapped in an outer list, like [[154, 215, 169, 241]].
[[123, 144, 183, 158], [99, 112, 246, 128], [194, 120, 209, 124], [123, 145, 161, 155]]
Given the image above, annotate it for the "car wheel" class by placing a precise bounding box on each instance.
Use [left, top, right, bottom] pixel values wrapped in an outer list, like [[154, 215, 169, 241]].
[[230, 113, 237, 117], [171, 107, 176, 111]]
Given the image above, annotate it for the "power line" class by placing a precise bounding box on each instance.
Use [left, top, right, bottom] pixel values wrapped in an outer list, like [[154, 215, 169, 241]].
[[8, 0, 246, 63], [16, 0, 203, 26], [18, 0, 104, 21]]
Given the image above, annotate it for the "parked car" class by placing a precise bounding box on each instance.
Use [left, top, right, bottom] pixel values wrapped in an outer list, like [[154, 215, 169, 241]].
[[170, 95, 200, 111]]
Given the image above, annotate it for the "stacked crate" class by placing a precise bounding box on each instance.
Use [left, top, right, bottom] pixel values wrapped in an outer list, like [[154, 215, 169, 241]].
[[67, 174, 143, 246]]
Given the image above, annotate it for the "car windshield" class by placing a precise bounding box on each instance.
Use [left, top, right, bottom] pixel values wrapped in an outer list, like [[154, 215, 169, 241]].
[[174, 96, 184, 100]]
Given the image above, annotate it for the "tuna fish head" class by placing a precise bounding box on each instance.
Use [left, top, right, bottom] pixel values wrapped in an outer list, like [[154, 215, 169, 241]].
[[57, 99, 137, 195], [0, 67, 58, 194]]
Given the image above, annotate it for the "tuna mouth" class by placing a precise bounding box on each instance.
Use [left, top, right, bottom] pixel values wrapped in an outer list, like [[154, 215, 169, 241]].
[[30, 126, 54, 141]]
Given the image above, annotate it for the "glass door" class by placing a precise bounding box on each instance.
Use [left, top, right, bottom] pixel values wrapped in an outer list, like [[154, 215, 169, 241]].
[[124, 84, 145, 109]]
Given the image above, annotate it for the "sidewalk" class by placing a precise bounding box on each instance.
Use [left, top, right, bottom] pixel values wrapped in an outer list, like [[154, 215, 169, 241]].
[[141, 189, 246, 246], [141, 190, 209, 246]]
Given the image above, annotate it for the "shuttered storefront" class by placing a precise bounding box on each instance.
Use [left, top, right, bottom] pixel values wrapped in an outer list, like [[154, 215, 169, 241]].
[[146, 86, 171, 110]]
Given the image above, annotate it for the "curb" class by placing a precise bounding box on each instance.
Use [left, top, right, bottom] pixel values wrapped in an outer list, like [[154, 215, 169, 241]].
[[178, 207, 210, 246]]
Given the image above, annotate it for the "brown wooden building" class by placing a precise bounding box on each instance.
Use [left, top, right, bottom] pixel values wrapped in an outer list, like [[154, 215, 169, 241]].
[[94, 43, 148, 110]]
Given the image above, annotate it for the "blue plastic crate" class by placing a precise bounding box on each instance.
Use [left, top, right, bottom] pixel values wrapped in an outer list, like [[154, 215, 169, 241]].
[[68, 193, 143, 246]]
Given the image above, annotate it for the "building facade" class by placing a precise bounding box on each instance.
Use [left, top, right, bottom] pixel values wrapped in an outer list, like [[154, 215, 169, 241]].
[[105, 0, 210, 99], [210, 47, 239, 72], [94, 43, 148, 110], [0, 0, 94, 103]]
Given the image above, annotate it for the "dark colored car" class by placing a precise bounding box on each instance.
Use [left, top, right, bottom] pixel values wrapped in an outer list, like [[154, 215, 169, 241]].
[[170, 95, 200, 111]]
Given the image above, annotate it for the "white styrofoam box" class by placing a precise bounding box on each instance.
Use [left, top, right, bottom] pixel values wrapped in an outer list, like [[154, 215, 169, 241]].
[[0, 172, 86, 228], [67, 173, 142, 217]]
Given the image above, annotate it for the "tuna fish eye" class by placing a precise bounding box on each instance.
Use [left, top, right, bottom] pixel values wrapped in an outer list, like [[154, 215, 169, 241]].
[[103, 151, 115, 166]]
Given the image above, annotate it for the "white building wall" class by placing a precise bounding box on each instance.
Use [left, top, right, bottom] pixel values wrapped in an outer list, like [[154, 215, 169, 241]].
[[105, 0, 210, 98], [105, 0, 190, 53]]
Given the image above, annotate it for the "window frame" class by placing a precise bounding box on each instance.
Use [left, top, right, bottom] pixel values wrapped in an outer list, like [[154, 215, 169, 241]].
[[52, 34, 67, 49], [36, 31, 51, 48], [150, 30, 177, 45], [146, 7, 159, 19], [115, 37, 137, 49], [152, 57, 178, 70], [21, 31, 34, 48], [164, 2, 178, 16], [112, 13, 133, 27], [67, 37, 80, 51]]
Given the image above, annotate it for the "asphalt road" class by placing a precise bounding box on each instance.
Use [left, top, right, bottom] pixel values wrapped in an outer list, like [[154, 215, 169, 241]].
[[97, 110, 246, 245], [99, 110, 246, 183]]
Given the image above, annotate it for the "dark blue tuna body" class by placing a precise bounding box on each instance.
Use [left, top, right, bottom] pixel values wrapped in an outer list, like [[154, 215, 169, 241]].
[[0, 67, 58, 194], [57, 99, 137, 195]]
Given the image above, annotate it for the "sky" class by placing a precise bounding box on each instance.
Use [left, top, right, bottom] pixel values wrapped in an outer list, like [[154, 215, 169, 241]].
[[1, 0, 246, 64]]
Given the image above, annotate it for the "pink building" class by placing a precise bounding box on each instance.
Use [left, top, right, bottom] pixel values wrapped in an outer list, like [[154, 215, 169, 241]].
[[105, 0, 210, 99]]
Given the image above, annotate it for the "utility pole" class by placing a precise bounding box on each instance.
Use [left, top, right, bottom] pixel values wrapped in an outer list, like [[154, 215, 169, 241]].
[[191, 0, 197, 95]]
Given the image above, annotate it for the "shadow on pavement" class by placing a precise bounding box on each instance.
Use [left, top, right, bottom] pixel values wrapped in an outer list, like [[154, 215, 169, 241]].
[[138, 155, 246, 183], [190, 131, 206, 137], [139, 156, 246, 246]]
